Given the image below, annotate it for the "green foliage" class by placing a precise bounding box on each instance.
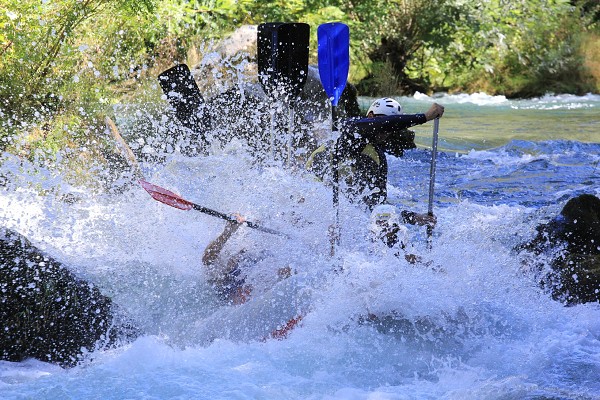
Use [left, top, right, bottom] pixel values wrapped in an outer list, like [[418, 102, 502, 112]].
[[1, 1, 156, 145], [385, 0, 598, 97], [483, 0, 595, 97]]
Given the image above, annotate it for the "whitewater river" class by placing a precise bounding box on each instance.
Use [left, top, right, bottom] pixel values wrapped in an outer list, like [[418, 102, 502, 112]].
[[1, 92, 599, 399]]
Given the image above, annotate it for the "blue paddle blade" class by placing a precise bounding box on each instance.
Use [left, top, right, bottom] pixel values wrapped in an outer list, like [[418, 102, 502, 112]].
[[317, 23, 350, 107]]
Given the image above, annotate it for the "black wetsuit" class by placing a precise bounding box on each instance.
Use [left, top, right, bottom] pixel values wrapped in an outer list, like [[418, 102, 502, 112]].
[[308, 114, 425, 209]]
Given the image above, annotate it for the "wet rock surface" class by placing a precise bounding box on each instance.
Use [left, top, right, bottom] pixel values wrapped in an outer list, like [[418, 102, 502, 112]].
[[0, 228, 139, 367], [519, 194, 600, 305]]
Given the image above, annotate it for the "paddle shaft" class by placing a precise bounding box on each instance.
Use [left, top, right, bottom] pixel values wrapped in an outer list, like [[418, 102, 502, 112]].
[[427, 118, 440, 243], [190, 203, 285, 237], [105, 117, 144, 180], [330, 105, 341, 255], [139, 180, 289, 238], [317, 23, 349, 256], [331, 104, 341, 219]]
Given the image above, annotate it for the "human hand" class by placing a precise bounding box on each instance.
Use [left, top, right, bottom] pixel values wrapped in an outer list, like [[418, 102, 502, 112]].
[[405, 253, 422, 264], [231, 213, 246, 224], [225, 213, 246, 230], [424, 103, 445, 121], [277, 266, 293, 280], [413, 212, 437, 228]]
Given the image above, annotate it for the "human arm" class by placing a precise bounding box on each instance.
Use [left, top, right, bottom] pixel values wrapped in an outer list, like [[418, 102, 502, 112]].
[[347, 102, 445, 141], [349, 113, 427, 141], [202, 215, 245, 266]]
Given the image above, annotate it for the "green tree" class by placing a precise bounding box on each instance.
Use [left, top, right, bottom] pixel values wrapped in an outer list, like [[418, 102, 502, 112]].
[[356, 0, 597, 97]]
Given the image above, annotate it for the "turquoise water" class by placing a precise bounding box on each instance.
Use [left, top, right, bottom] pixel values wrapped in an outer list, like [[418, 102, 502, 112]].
[[360, 92, 600, 150], [1, 92, 599, 399]]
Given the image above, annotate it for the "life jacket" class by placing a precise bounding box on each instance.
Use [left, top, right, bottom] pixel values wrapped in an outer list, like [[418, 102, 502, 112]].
[[305, 113, 420, 208], [306, 138, 387, 208]]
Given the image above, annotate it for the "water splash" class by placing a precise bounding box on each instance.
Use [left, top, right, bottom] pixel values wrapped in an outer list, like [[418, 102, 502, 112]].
[[1, 90, 599, 399]]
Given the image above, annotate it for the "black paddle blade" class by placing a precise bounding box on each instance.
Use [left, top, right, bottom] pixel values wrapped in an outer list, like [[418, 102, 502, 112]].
[[257, 23, 310, 100], [158, 64, 209, 131]]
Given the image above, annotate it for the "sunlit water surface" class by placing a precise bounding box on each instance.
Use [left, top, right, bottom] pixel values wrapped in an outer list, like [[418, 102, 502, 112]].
[[1, 92, 599, 399]]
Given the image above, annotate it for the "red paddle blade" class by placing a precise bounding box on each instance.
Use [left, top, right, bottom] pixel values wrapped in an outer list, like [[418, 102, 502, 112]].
[[139, 180, 193, 211]]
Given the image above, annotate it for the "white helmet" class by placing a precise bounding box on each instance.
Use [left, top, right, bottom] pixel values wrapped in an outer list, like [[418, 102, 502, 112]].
[[367, 97, 402, 116]]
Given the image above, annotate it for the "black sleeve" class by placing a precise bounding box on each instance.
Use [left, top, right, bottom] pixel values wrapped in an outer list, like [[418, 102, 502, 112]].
[[400, 210, 418, 225], [347, 114, 427, 141], [384, 129, 416, 156]]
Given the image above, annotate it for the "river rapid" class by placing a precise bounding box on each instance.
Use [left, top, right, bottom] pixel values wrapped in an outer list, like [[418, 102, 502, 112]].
[[1, 92, 599, 399]]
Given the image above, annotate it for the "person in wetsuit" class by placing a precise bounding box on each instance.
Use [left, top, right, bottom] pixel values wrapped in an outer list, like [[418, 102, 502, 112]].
[[201, 215, 302, 339], [306, 97, 445, 210], [202, 214, 292, 305]]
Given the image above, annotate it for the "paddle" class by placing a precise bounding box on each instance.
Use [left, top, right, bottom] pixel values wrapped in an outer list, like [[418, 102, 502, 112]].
[[105, 116, 144, 180], [140, 180, 289, 238], [257, 22, 310, 163], [426, 118, 440, 249], [317, 22, 350, 254], [104, 116, 286, 238], [158, 64, 209, 133], [318, 23, 350, 113], [257, 23, 310, 99]]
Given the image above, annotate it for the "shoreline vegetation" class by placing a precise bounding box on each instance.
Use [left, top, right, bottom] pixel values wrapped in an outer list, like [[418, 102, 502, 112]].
[[0, 0, 599, 185]]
